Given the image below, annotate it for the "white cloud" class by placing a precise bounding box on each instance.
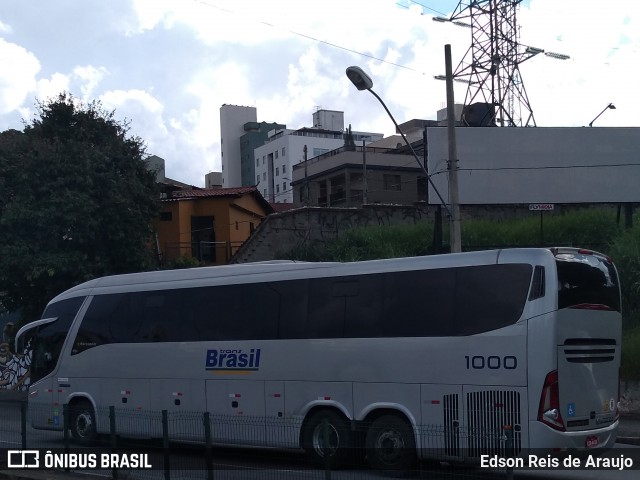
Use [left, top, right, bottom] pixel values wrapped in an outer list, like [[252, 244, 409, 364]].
[[72, 65, 109, 100], [0, 38, 39, 114], [36, 73, 70, 103], [0, 19, 12, 34]]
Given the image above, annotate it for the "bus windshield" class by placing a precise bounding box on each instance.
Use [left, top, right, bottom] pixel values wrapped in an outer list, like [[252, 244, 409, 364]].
[[31, 296, 85, 383], [555, 251, 620, 312]]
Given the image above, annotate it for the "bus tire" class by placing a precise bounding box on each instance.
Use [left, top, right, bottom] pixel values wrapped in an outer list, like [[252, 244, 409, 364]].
[[302, 410, 351, 467], [365, 414, 416, 473], [69, 400, 97, 444]]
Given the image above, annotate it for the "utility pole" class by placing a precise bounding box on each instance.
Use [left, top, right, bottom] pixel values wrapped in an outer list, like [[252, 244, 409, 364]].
[[445, 44, 462, 253], [362, 140, 368, 204], [303, 145, 309, 205]]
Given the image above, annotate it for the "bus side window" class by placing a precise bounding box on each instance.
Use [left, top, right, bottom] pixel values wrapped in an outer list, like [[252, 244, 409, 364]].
[[455, 264, 532, 335], [307, 278, 346, 338], [276, 280, 309, 339]]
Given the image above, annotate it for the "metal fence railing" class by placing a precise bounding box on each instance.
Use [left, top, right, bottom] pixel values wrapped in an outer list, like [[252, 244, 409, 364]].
[[0, 400, 526, 479], [3, 401, 637, 479]]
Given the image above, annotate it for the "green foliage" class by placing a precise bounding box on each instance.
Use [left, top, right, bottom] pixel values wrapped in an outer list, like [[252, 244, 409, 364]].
[[0, 93, 160, 321], [610, 223, 640, 329], [622, 327, 640, 379], [162, 254, 203, 270], [279, 223, 433, 262], [461, 209, 621, 250], [344, 124, 356, 150]]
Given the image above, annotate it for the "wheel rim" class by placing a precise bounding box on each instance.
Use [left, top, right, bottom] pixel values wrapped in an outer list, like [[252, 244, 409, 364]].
[[374, 428, 405, 465], [311, 422, 339, 458], [75, 411, 93, 439]]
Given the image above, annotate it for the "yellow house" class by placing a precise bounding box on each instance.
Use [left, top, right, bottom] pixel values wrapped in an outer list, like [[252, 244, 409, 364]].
[[155, 186, 274, 265]]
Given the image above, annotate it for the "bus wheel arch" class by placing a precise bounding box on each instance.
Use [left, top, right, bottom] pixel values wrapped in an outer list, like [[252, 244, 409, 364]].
[[363, 410, 417, 473], [300, 407, 352, 467], [68, 397, 97, 444]]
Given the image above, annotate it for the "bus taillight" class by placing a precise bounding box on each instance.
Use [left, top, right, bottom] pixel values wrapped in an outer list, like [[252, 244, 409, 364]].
[[568, 303, 615, 311], [538, 370, 565, 431]]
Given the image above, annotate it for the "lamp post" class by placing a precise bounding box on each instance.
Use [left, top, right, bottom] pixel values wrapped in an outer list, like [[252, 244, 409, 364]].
[[345, 66, 452, 220], [589, 103, 616, 127]]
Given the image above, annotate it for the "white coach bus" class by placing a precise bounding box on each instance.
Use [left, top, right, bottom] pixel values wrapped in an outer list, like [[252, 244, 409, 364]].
[[18, 248, 621, 470]]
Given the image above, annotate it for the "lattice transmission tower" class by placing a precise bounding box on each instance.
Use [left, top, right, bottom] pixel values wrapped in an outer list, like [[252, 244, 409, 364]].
[[446, 0, 542, 127]]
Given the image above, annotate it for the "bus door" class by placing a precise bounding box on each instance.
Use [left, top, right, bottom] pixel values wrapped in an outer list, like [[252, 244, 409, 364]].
[[205, 379, 266, 446], [420, 384, 463, 461], [15, 318, 62, 430]]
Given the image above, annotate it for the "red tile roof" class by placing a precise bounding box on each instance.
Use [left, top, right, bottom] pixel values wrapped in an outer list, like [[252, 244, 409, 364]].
[[164, 186, 275, 214], [169, 186, 258, 199], [270, 202, 296, 213]]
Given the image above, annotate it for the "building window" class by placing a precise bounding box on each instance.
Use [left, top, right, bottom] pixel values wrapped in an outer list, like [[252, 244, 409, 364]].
[[263, 156, 266, 165], [257, 175, 260, 184], [276, 184, 280, 193], [263, 172, 266, 181], [283, 182, 287, 191], [275, 150, 279, 159], [256, 158, 259, 166], [282, 164, 286, 173], [383, 174, 402, 191], [417, 176, 427, 199], [276, 167, 279, 176], [282, 147, 286, 156]]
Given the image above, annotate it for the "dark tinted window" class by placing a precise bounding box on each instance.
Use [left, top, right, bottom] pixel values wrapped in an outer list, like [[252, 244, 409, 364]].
[[556, 253, 620, 311], [32, 296, 85, 382], [455, 264, 532, 335], [72, 263, 534, 351], [73, 284, 280, 353]]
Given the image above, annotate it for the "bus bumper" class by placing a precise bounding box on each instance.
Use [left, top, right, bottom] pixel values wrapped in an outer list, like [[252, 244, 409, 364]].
[[528, 419, 618, 451]]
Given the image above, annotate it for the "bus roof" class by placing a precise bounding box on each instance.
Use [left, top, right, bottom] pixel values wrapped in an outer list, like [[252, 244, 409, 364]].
[[49, 248, 556, 304]]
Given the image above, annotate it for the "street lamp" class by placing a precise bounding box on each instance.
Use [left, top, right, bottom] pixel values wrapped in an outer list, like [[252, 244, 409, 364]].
[[345, 66, 451, 218], [589, 103, 616, 127]]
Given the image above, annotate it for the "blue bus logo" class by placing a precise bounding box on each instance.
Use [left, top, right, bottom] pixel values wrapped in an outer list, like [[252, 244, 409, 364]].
[[205, 349, 261, 373]]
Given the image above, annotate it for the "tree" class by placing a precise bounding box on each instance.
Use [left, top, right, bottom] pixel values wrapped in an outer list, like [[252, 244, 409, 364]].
[[0, 93, 160, 321], [344, 124, 356, 151]]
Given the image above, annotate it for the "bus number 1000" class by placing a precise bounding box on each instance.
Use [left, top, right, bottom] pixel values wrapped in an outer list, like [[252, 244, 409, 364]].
[[465, 355, 517, 370]]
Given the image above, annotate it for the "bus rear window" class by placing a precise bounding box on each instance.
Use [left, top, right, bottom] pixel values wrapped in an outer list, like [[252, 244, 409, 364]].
[[555, 253, 620, 312]]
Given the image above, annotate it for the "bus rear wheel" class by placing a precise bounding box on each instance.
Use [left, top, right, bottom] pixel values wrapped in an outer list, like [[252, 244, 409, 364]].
[[302, 410, 351, 467], [365, 414, 416, 473], [69, 400, 97, 444]]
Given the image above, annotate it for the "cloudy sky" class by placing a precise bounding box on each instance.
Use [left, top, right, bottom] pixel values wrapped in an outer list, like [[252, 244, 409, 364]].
[[1, 0, 638, 187]]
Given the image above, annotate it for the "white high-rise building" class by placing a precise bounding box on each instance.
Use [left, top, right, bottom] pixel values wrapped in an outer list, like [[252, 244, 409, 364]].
[[220, 105, 257, 188], [255, 110, 382, 204]]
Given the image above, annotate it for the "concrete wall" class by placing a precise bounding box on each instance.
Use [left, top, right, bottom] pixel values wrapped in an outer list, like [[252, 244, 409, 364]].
[[231, 205, 432, 263]]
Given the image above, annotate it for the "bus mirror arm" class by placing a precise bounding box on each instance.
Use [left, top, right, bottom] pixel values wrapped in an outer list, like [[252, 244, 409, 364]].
[[14, 317, 59, 353]]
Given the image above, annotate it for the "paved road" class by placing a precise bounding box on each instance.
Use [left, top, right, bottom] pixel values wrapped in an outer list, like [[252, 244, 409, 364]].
[[2, 399, 640, 480]]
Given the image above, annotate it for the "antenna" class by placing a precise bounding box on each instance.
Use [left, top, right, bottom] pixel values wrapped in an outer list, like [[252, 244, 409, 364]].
[[435, 1, 569, 127]]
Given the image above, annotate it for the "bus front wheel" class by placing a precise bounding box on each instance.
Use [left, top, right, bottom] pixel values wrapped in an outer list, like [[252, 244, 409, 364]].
[[69, 400, 97, 444], [365, 414, 416, 473], [302, 410, 351, 467]]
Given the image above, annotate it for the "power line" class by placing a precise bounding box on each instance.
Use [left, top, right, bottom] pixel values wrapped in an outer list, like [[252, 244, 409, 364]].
[[193, 0, 428, 75], [428, 161, 640, 177]]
